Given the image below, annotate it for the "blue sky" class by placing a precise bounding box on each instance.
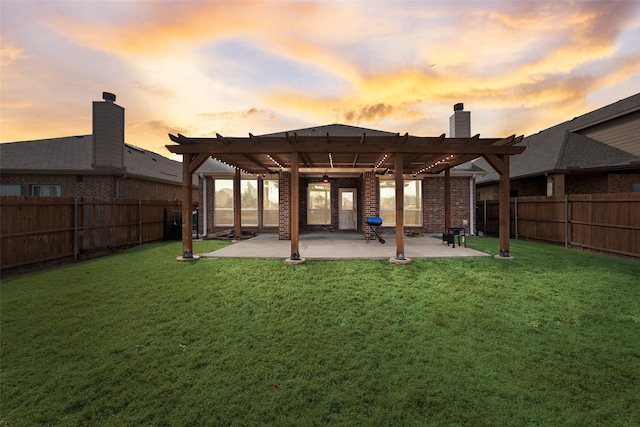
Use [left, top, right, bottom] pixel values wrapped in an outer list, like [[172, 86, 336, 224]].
[[1, 1, 639, 157]]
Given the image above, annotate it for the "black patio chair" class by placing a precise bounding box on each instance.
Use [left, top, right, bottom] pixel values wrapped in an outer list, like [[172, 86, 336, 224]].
[[366, 216, 385, 244]]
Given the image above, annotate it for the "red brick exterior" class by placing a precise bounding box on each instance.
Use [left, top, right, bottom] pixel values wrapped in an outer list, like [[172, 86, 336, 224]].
[[361, 171, 378, 237], [199, 172, 476, 239], [478, 172, 640, 199], [0, 173, 189, 201], [279, 171, 291, 240], [422, 177, 471, 233]]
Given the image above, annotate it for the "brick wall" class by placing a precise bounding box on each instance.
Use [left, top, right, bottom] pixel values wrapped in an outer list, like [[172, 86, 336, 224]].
[[361, 171, 378, 237], [422, 177, 471, 233], [1, 173, 115, 198], [476, 184, 499, 201], [478, 172, 639, 200], [566, 173, 608, 194], [1, 173, 187, 201], [608, 173, 640, 193], [119, 178, 185, 201], [279, 171, 291, 240], [272, 173, 474, 238], [299, 177, 361, 234]]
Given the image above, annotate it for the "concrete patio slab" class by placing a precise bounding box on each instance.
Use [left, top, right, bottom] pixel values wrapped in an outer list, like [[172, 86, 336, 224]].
[[199, 232, 489, 260]]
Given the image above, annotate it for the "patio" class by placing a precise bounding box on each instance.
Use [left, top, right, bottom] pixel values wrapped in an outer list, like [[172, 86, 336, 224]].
[[200, 232, 488, 260]]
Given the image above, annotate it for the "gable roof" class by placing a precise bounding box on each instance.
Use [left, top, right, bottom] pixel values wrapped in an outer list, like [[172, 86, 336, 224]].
[[0, 135, 188, 185], [259, 123, 398, 138], [476, 93, 640, 183], [1, 136, 94, 172]]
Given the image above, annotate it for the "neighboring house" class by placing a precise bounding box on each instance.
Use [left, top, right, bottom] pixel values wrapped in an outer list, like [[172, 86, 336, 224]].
[[475, 93, 640, 200], [0, 93, 203, 201]]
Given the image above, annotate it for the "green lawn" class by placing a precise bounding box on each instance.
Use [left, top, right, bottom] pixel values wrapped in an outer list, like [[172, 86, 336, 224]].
[[1, 238, 639, 426]]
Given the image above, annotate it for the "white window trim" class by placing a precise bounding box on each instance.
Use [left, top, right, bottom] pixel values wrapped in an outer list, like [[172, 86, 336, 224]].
[[263, 179, 279, 227], [379, 179, 423, 227], [307, 183, 331, 225]]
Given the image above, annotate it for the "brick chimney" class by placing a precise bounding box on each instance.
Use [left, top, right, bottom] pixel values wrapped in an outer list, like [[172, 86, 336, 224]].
[[449, 103, 470, 138], [92, 92, 125, 170]]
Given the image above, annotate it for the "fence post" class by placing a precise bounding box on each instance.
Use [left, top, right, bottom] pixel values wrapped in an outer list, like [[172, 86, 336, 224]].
[[139, 200, 143, 246], [564, 195, 569, 248], [515, 197, 518, 240], [74, 198, 78, 261]]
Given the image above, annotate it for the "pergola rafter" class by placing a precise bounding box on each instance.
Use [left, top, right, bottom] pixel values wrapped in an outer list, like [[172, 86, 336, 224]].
[[167, 132, 525, 262]]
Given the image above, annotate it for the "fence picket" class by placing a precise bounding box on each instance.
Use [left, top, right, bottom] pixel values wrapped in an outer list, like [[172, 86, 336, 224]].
[[1, 197, 185, 270], [477, 193, 640, 259]]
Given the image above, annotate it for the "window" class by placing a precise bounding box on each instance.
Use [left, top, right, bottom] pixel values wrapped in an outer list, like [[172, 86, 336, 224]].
[[214, 179, 233, 226], [308, 183, 331, 225], [0, 185, 27, 196], [33, 185, 61, 197], [263, 179, 279, 226], [379, 180, 422, 226], [240, 180, 258, 226]]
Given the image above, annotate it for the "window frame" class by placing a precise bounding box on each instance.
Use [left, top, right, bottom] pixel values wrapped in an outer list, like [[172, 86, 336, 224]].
[[240, 179, 258, 226], [378, 179, 423, 227], [307, 182, 331, 225], [262, 179, 279, 227], [213, 179, 234, 226], [32, 185, 61, 197], [0, 185, 27, 196]]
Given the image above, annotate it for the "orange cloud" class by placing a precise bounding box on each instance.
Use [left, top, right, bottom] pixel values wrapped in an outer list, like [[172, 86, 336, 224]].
[[343, 103, 393, 124]]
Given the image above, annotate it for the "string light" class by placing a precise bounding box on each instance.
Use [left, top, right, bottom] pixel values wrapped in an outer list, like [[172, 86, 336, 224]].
[[328, 153, 334, 168], [212, 157, 250, 174], [415, 155, 454, 174], [267, 154, 284, 169], [375, 154, 388, 168]]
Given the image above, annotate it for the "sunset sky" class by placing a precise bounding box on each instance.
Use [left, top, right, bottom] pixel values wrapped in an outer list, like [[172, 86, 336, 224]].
[[1, 0, 639, 159]]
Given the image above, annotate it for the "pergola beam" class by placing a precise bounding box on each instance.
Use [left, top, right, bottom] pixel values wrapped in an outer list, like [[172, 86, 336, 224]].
[[167, 141, 525, 157]]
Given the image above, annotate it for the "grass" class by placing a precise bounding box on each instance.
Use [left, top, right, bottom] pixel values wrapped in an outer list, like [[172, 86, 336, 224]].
[[1, 238, 639, 426]]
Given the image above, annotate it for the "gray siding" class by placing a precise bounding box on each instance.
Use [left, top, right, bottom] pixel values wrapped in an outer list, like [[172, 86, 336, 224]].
[[577, 110, 640, 156]]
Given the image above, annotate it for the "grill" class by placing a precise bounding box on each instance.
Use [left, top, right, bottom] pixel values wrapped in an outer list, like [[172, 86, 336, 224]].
[[365, 216, 385, 244]]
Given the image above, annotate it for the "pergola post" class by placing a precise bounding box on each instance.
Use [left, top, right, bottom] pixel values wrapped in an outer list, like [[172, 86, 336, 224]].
[[177, 152, 210, 261], [181, 154, 194, 259], [444, 167, 451, 230], [498, 154, 511, 257], [394, 152, 406, 260], [482, 153, 513, 258], [233, 168, 242, 239], [290, 151, 301, 260]]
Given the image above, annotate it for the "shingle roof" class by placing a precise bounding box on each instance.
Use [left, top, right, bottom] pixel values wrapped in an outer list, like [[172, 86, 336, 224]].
[[259, 123, 398, 137], [0, 135, 191, 184], [1, 136, 94, 171], [476, 93, 640, 183]]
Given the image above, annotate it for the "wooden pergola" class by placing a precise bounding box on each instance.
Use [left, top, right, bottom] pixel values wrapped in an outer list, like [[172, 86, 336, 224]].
[[166, 131, 525, 261]]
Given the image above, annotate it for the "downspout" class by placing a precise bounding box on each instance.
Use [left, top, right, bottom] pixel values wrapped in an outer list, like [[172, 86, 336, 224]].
[[469, 174, 475, 235], [200, 173, 207, 238]]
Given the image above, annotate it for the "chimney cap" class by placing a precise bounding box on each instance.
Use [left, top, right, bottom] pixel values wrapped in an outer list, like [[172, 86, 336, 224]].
[[453, 103, 464, 111], [102, 92, 116, 102]]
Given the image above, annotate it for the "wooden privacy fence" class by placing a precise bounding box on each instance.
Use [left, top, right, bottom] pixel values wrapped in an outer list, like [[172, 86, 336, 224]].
[[1, 197, 184, 271], [477, 193, 640, 259]]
